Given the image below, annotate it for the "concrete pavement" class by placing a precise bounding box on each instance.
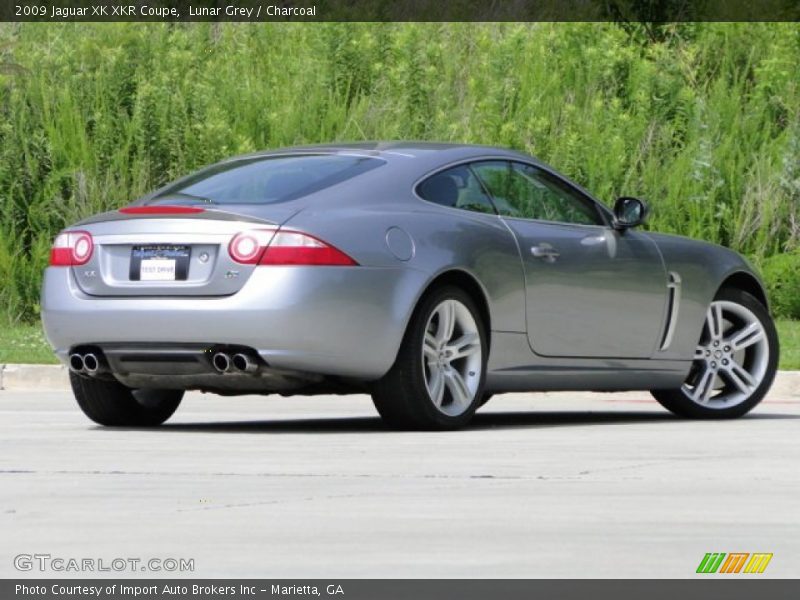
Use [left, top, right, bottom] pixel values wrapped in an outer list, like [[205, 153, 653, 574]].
[[1, 388, 798, 578]]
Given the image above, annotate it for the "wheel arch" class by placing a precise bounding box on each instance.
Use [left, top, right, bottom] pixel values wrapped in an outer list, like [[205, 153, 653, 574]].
[[412, 269, 492, 348], [718, 271, 769, 311]]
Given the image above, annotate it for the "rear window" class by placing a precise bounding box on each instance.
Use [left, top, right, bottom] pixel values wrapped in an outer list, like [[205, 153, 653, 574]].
[[155, 154, 385, 205]]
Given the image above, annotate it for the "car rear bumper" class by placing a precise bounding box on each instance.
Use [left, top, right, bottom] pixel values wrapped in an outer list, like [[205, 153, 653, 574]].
[[41, 265, 426, 380]]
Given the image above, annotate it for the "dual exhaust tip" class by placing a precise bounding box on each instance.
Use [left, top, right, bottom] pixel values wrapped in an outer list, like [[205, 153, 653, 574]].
[[69, 352, 103, 375], [70, 349, 259, 375], [212, 352, 259, 374]]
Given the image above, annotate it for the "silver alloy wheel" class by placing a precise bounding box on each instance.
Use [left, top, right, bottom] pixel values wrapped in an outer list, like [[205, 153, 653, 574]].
[[422, 299, 482, 417], [683, 300, 769, 408]]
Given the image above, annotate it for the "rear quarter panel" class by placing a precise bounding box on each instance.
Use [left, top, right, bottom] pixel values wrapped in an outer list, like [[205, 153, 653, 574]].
[[282, 196, 527, 339]]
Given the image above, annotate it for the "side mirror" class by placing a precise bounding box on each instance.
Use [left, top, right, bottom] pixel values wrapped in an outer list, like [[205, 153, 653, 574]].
[[613, 197, 648, 230]]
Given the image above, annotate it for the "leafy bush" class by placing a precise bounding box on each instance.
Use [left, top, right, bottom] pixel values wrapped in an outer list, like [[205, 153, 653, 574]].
[[761, 253, 800, 319], [0, 23, 798, 322]]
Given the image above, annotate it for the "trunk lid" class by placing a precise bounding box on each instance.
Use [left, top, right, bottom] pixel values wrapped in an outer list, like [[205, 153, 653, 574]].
[[71, 205, 298, 297]]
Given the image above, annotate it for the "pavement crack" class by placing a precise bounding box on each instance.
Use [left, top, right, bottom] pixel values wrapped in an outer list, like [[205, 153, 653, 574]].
[[0, 468, 532, 480]]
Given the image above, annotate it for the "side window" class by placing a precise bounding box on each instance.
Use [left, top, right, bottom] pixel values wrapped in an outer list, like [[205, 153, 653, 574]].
[[472, 161, 603, 226], [416, 165, 496, 215]]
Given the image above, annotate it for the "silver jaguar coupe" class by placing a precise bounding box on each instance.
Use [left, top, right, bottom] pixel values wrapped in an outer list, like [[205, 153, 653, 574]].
[[41, 142, 779, 429]]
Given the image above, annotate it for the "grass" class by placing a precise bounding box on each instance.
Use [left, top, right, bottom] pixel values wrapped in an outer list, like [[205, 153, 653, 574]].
[[776, 319, 800, 371], [0, 22, 799, 323], [0, 322, 58, 365], [2, 320, 799, 370]]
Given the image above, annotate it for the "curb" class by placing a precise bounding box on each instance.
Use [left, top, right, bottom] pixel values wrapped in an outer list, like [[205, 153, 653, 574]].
[[1, 363, 800, 397], [771, 371, 800, 398], [0, 363, 69, 391]]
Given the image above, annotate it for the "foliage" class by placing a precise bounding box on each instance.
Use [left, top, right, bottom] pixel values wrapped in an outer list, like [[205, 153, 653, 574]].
[[0, 22, 798, 322], [761, 252, 800, 319]]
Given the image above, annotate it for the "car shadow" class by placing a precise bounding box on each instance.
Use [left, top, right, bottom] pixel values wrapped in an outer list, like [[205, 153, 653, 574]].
[[149, 410, 800, 435]]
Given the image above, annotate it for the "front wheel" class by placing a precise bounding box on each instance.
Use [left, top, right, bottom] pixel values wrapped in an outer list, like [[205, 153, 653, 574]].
[[371, 286, 487, 430], [651, 288, 778, 419], [70, 372, 183, 426]]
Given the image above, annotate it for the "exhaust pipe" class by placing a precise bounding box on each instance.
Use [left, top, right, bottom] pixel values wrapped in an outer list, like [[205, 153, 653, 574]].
[[83, 353, 101, 375], [69, 353, 85, 373], [232, 353, 258, 373], [212, 352, 231, 373]]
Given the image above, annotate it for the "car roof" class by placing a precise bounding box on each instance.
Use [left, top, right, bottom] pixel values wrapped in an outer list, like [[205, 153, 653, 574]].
[[224, 141, 541, 167]]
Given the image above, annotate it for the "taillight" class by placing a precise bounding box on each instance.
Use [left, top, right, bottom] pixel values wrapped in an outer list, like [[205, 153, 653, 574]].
[[261, 231, 358, 266], [228, 229, 357, 266], [228, 229, 276, 264], [49, 230, 94, 266]]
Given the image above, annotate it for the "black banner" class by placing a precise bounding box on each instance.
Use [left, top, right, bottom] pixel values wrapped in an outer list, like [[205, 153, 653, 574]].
[[2, 0, 799, 22], [3, 580, 800, 600]]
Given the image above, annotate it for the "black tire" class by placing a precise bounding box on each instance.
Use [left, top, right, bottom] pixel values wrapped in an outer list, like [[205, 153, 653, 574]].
[[371, 285, 487, 430], [70, 372, 183, 427], [478, 393, 494, 407], [651, 287, 779, 419]]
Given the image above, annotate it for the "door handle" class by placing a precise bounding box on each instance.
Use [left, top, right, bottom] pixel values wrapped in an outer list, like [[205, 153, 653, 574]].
[[531, 243, 560, 262]]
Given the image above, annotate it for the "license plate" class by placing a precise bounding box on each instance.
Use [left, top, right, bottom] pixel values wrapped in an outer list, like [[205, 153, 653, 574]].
[[140, 259, 176, 281], [130, 245, 190, 281]]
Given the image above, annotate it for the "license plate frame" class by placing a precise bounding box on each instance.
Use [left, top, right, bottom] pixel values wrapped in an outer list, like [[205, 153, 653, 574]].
[[130, 245, 191, 281]]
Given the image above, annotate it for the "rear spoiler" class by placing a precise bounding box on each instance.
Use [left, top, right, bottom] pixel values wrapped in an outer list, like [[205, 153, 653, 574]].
[[76, 206, 299, 227]]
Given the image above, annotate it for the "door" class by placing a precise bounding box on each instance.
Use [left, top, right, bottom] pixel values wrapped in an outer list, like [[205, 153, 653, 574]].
[[472, 160, 667, 358]]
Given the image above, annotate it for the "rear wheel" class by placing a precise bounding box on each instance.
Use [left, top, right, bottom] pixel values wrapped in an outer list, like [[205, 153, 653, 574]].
[[70, 372, 183, 426], [651, 288, 778, 419], [372, 286, 487, 430]]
